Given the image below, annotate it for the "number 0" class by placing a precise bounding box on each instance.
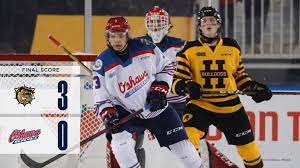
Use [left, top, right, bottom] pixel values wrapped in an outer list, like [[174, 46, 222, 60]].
[[58, 121, 68, 150], [58, 81, 68, 110]]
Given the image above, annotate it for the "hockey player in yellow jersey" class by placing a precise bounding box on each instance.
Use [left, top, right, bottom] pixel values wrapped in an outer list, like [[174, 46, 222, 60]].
[[172, 6, 272, 168]]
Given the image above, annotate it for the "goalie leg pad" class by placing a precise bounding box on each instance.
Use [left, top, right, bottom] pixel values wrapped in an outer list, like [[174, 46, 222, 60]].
[[185, 127, 205, 151], [169, 139, 203, 168], [111, 131, 140, 168], [236, 141, 264, 168]]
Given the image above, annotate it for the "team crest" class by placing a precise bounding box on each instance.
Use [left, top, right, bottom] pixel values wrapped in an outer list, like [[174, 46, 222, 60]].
[[15, 85, 35, 106], [93, 59, 103, 71], [183, 113, 193, 123]]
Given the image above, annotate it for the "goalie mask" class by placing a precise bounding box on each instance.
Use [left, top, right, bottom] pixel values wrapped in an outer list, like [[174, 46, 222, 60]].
[[105, 16, 130, 40], [145, 6, 171, 44]]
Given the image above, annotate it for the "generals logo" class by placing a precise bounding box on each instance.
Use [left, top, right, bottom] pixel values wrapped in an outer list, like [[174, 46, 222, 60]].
[[15, 86, 35, 106], [93, 59, 103, 71], [118, 70, 150, 98], [8, 129, 41, 144]]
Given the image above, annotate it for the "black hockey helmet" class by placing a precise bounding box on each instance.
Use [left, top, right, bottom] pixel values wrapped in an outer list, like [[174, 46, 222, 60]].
[[197, 6, 222, 42], [197, 6, 221, 26]]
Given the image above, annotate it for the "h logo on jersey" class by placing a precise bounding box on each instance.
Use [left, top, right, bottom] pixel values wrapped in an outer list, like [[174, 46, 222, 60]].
[[200, 60, 228, 89]]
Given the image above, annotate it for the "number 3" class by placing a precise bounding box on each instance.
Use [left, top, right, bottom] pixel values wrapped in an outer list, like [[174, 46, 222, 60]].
[[58, 81, 68, 110], [93, 76, 101, 89]]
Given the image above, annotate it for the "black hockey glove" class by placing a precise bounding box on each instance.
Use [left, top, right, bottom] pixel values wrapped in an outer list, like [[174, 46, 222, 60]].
[[146, 81, 169, 112], [185, 80, 203, 99], [245, 81, 272, 103], [100, 107, 121, 133]]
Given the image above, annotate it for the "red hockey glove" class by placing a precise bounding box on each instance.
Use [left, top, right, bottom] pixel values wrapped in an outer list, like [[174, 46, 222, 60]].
[[100, 107, 121, 133]]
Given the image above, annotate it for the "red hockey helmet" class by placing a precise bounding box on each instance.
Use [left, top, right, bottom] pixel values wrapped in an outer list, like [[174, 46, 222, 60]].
[[105, 17, 130, 39], [145, 6, 171, 43]]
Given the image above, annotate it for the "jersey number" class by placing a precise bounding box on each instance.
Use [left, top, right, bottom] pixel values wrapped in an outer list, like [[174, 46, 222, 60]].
[[93, 76, 101, 89], [200, 60, 228, 89]]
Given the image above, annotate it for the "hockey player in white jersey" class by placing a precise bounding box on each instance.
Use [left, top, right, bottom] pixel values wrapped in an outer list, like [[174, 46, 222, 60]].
[[106, 6, 188, 168], [93, 16, 202, 168]]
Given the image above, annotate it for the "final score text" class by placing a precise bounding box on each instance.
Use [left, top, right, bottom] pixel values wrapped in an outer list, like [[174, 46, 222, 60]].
[[22, 67, 60, 73]]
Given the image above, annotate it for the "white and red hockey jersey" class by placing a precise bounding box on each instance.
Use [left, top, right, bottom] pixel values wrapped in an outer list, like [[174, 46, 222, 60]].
[[93, 39, 174, 119]]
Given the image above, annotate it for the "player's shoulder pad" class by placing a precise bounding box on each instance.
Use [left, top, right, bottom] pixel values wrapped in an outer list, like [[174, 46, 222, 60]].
[[130, 38, 155, 50], [222, 37, 241, 51], [177, 40, 202, 55], [165, 36, 185, 46], [135, 35, 153, 45], [93, 49, 112, 76], [139, 38, 153, 45]]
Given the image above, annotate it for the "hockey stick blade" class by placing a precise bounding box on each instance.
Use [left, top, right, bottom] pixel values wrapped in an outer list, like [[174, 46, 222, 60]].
[[20, 109, 143, 168]]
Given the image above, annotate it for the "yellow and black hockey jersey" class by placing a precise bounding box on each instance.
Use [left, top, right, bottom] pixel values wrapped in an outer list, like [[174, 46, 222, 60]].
[[172, 38, 252, 113]]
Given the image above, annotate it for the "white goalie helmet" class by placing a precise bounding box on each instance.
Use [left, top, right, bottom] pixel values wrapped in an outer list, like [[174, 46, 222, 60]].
[[145, 6, 171, 43]]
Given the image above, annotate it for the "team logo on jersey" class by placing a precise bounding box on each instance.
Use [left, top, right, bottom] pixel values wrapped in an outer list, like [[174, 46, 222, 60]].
[[183, 113, 193, 123], [108, 71, 116, 78], [93, 59, 103, 71], [8, 129, 41, 144], [118, 70, 150, 98], [15, 86, 35, 106], [200, 60, 228, 89], [196, 52, 206, 56]]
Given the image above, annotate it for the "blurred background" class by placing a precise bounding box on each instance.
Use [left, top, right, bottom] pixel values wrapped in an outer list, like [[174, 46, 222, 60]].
[[0, 0, 300, 85]]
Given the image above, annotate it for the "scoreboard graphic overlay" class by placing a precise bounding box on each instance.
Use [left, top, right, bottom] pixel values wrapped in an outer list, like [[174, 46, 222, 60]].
[[0, 62, 81, 154]]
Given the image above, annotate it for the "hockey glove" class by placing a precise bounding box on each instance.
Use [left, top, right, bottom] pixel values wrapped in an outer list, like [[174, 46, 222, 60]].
[[100, 107, 121, 133], [146, 81, 169, 112], [185, 80, 203, 99], [245, 81, 272, 103]]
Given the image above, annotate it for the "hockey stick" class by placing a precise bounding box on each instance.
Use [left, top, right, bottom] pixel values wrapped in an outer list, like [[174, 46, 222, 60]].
[[202, 90, 300, 95], [48, 35, 92, 76], [20, 109, 143, 168]]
